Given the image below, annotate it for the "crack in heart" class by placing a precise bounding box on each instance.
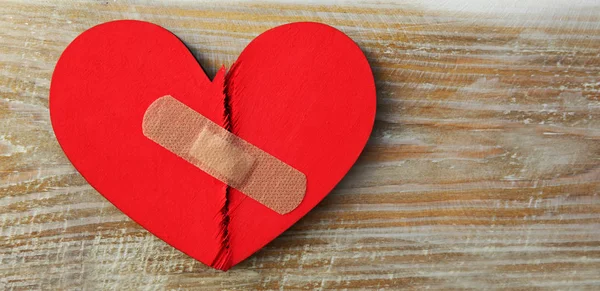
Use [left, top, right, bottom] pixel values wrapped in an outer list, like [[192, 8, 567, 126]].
[[210, 65, 235, 270]]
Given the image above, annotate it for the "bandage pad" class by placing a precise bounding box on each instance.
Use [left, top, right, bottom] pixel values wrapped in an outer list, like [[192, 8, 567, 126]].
[[142, 95, 306, 214]]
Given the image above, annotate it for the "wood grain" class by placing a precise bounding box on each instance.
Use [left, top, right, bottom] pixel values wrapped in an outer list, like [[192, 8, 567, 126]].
[[1, 0, 599, 289]]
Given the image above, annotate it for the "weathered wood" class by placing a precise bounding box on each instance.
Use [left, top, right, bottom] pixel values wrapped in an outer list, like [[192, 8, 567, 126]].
[[1, 0, 599, 289]]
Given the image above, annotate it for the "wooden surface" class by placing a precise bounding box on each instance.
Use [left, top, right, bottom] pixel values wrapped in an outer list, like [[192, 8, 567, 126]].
[[1, 0, 600, 289]]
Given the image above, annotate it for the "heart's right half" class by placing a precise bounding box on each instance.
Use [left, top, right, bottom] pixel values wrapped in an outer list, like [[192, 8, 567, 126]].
[[50, 20, 376, 270]]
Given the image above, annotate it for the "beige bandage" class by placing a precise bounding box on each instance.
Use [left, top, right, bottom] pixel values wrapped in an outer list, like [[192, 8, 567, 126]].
[[142, 95, 306, 214]]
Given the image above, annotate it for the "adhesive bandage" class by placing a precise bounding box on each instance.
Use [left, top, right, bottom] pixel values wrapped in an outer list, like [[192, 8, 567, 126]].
[[142, 95, 306, 214]]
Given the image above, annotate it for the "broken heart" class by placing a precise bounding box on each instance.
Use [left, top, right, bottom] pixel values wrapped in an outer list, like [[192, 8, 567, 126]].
[[50, 20, 375, 270]]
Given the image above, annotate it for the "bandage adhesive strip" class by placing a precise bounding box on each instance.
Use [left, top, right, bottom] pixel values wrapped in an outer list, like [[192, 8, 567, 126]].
[[142, 95, 307, 214]]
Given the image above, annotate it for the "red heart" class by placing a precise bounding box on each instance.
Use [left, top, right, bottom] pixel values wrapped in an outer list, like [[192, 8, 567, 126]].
[[50, 20, 375, 270]]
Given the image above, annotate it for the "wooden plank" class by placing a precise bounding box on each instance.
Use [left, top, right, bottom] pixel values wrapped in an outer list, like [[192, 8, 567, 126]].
[[1, 0, 599, 289]]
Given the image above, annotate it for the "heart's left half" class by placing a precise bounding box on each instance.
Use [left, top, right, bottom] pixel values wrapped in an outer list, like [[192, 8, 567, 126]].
[[50, 20, 376, 270]]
